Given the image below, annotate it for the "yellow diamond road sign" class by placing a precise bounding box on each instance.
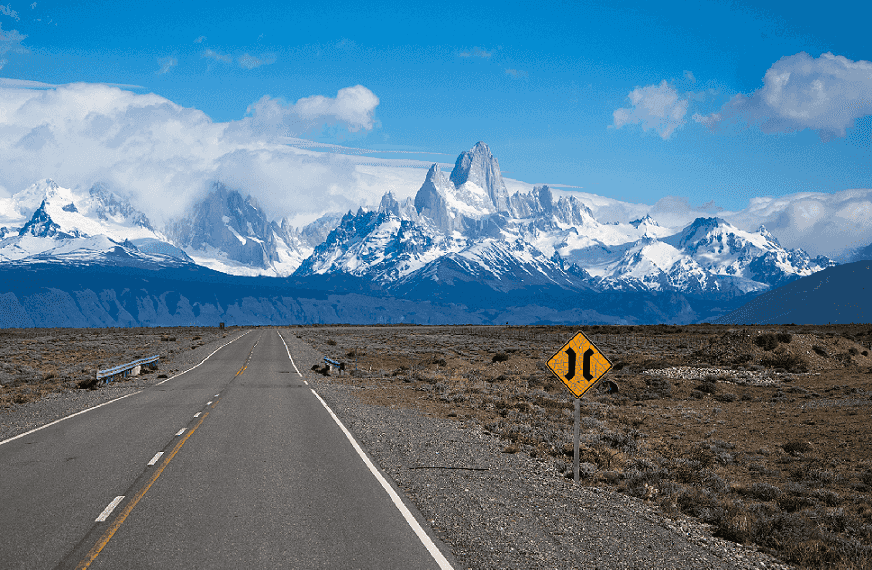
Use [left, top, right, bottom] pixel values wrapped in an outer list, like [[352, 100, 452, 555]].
[[547, 331, 613, 398]]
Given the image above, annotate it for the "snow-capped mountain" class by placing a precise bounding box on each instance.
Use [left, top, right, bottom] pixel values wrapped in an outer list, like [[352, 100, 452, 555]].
[[588, 218, 833, 296], [163, 182, 342, 277], [413, 142, 512, 234], [0, 179, 189, 265], [0, 142, 841, 326], [295, 142, 833, 301]]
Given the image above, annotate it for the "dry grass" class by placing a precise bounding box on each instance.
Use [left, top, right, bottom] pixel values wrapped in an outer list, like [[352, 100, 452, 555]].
[[0, 327, 228, 407], [299, 323, 872, 570]]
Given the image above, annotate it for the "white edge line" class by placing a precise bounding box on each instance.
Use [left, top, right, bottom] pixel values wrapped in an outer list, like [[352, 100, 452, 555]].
[[156, 330, 252, 386], [278, 328, 450, 566], [175, 429, 186, 436], [95, 496, 125, 522], [0, 330, 253, 448], [276, 330, 302, 377], [308, 387, 454, 570], [0, 392, 138, 447], [147, 451, 164, 466]]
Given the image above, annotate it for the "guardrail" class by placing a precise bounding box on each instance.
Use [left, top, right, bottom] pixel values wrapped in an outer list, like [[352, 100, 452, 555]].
[[323, 357, 345, 375], [96, 355, 160, 385]]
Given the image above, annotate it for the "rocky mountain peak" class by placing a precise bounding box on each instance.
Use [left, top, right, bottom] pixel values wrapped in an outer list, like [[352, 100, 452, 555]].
[[535, 185, 554, 215], [18, 200, 67, 238], [378, 192, 399, 214], [630, 214, 659, 228], [449, 141, 510, 213], [87, 183, 153, 230], [757, 224, 780, 246], [414, 164, 455, 231], [674, 216, 729, 249]]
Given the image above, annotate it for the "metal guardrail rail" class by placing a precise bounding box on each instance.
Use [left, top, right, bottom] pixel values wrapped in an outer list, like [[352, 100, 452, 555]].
[[323, 357, 345, 374], [96, 355, 160, 384]]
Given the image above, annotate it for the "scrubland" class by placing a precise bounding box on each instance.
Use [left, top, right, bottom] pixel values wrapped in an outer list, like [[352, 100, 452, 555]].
[[2, 323, 871, 568], [298, 324, 872, 570], [0, 327, 227, 406]]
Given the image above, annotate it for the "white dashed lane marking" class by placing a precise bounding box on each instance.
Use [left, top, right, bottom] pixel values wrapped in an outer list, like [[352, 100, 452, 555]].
[[206, 401, 212, 405], [147, 452, 164, 466], [0, 331, 251, 448], [95, 496, 125, 522], [175, 429, 186, 436], [194, 412, 201, 418]]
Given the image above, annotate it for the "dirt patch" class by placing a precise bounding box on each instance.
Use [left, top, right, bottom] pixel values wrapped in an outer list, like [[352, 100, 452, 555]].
[[0, 327, 231, 408], [297, 324, 872, 570]]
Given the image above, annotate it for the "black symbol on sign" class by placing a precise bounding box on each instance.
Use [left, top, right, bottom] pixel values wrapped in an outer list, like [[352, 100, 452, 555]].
[[583, 348, 595, 381], [564, 348, 576, 380]]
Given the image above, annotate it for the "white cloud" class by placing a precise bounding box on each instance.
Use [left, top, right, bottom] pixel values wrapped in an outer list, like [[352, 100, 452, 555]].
[[0, 82, 385, 226], [550, 188, 872, 258], [683, 70, 696, 83], [202, 49, 231, 63], [238, 85, 380, 138], [0, 81, 866, 258], [0, 4, 19, 20], [0, 77, 55, 88], [156, 56, 177, 75], [0, 78, 143, 89], [505, 68, 528, 79], [238, 53, 275, 69], [612, 80, 689, 139], [1, 22, 27, 58], [459, 47, 493, 59], [720, 189, 872, 258], [194, 35, 206, 43], [695, 52, 872, 141]]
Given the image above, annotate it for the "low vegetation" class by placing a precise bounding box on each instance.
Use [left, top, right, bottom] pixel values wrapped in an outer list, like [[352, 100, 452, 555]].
[[301, 323, 872, 570], [4, 323, 871, 568], [0, 327, 226, 407]]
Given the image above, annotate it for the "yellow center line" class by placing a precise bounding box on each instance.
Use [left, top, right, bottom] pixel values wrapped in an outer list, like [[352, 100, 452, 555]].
[[76, 412, 209, 570]]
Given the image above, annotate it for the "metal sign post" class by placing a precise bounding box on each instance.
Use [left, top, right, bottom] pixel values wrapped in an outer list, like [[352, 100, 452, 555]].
[[546, 331, 613, 483], [574, 398, 580, 482]]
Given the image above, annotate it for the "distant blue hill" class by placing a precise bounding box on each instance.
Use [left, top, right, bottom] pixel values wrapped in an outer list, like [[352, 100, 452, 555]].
[[714, 260, 872, 325], [0, 257, 759, 327]]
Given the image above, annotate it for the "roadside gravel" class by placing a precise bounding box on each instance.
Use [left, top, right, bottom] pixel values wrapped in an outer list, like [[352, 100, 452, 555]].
[[0, 330, 250, 443], [2, 329, 795, 569], [305, 372, 795, 570]]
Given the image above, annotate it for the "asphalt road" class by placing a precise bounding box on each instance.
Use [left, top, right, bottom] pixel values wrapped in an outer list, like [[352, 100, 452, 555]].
[[0, 329, 453, 569]]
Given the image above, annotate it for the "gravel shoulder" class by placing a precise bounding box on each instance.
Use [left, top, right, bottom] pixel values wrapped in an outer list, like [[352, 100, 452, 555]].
[[2, 326, 796, 569], [0, 329, 250, 443], [305, 372, 793, 570]]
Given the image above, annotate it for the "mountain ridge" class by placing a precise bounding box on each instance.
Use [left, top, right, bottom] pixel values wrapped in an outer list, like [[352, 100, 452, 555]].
[[0, 142, 851, 326]]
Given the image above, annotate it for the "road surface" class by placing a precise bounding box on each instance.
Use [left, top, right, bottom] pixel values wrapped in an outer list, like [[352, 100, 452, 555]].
[[0, 329, 453, 569]]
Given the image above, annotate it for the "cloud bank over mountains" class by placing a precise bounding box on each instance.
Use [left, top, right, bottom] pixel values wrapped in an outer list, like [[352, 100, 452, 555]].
[[0, 80, 869, 258], [0, 82, 385, 226]]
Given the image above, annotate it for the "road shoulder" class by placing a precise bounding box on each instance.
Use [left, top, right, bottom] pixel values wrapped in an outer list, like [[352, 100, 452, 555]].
[[306, 373, 793, 570]]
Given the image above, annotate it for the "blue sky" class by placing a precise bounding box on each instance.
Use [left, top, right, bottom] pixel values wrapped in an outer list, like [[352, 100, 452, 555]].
[[0, 0, 870, 253]]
